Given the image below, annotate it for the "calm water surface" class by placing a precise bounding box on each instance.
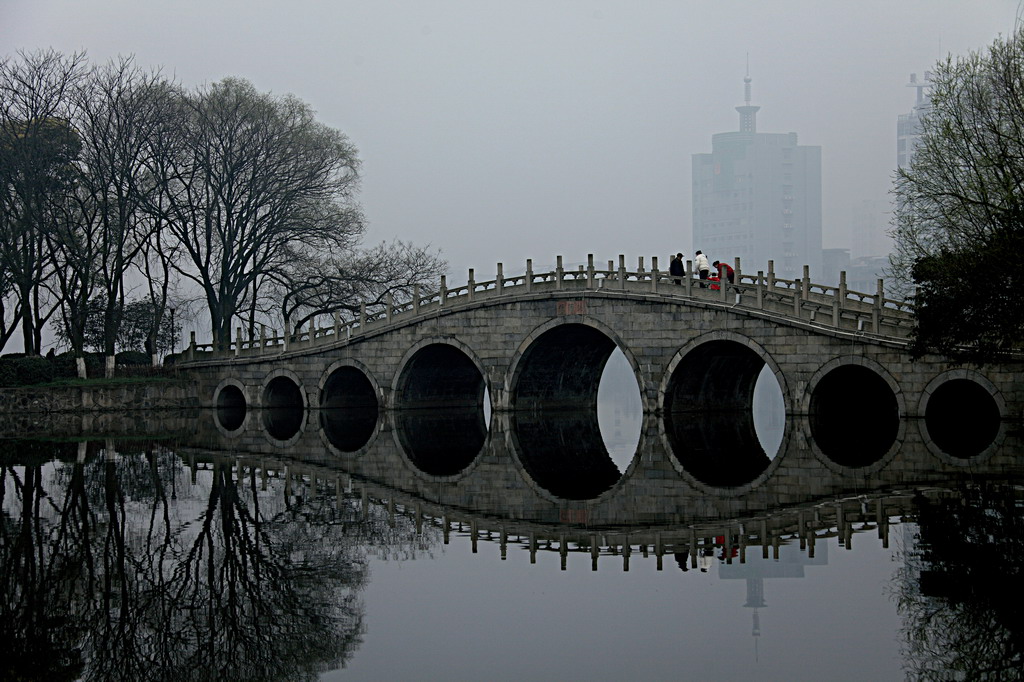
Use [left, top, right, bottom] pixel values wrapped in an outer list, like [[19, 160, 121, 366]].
[[1, 363, 1021, 681]]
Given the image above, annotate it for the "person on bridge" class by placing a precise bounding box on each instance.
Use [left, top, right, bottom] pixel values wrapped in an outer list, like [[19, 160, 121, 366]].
[[694, 250, 711, 286], [712, 260, 735, 284], [669, 252, 685, 284]]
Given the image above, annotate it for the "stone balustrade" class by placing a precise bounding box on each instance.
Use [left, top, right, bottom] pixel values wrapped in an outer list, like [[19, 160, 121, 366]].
[[182, 255, 913, 361]]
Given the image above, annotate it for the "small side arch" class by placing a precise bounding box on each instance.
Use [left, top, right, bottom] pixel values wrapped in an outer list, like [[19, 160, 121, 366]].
[[318, 359, 381, 455], [919, 369, 1005, 460], [260, 368, 307, 445], [213, 378, 249, 435], [805, 356, 905, 468]]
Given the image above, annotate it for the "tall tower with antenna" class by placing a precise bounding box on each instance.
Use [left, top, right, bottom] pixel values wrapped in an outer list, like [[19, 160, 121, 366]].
[[736, 58, 760, 133], [691, 67, 823, 279]]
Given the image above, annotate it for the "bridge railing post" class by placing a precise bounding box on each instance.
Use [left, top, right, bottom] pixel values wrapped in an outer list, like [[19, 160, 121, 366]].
[[282, 322, 290, 351], [333, 311, 341, 340], [496, 263, 503, 295], [587, 254, 595, 290], [651, 256, 659, 293], [733, 257, 742, 303], [359, 303, 366, 329], [386, 292, 394, 322], [260, 324, 266, 355], [188, 331, 196, 361], [525, 260, 533, 293], [873, 278, 883, 333], [235, 327, 241, 357], [467, 269, 475, 302], [802, 265, 811, 298], [833, 271, 846, 328], [756, 271, 764, 309], [685, 259, 693, 297], [555, 257, 563, 291], [618, 254, 626, 290], [721, 268, 729, 302], [440, 275, 448, 306], [793, 286, 802, 319], [767, 260, 776, 292], [413, 284, 421, 313]]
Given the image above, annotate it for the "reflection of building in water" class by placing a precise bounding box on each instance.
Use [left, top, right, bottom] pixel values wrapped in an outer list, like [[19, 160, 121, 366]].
[[718, 542, 829, 653]]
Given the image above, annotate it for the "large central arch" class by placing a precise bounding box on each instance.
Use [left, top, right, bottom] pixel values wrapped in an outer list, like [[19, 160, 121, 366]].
[[661, 333, 785, 488], [510, 322, 628, 411]]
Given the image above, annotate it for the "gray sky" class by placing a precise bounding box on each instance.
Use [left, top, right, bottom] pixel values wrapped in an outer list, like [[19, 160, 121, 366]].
[[3, 1, 1021, 280]]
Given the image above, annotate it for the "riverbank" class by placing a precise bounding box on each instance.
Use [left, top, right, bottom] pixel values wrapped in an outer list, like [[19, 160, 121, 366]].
[[0, 380, 201, 439], [0, 379, 199, 415]]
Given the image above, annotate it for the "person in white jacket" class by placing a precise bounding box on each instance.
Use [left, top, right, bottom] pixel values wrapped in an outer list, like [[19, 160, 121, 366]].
[[694, 250, 711, 286]]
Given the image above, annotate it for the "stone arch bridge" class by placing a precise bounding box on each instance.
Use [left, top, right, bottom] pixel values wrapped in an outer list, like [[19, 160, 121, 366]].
[[181, 255, 1023, 463]]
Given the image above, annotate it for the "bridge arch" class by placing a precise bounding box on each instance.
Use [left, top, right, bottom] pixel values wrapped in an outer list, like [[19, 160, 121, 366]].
[[506, 318, 645, 412], [213, 378, 249, 435], [318, 359, 381, 455], [392, 336, 488, 411], [919, 369, 1005, 460], [260, 368, 307, 446], [391, 338, 489, 477], [501, 318, 643, 499], [806, 357, 905, 468], [659, 332, 786, 488], [390, 408, 489, 480]]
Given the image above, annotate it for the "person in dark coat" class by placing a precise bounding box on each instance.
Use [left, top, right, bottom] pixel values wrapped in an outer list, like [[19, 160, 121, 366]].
[[669, 252, 684, 284]]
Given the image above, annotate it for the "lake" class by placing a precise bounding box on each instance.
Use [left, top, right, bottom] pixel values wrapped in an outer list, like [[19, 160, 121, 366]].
[[1, 367, 1022, 681]]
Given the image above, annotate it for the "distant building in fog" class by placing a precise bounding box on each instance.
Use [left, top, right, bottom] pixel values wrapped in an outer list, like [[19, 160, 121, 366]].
[[691, 73, 822, 280], [850, 199, 892, 261], [897, 72, 931, 170]]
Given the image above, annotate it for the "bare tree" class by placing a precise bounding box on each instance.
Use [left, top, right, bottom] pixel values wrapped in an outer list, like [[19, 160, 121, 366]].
[[274, 240, 447, 335], [66, 58, 174, 376], [0, 50, 86, 355], [151, 78, 363, 347]]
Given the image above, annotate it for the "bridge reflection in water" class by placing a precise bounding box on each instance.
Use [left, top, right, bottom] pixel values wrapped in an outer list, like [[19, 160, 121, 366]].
[[1, 403, 1022, 680]]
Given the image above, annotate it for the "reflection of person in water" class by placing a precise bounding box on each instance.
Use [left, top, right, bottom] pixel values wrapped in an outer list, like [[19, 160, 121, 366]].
[[674, 552, 689, 572], [699, 547, 715, 573]]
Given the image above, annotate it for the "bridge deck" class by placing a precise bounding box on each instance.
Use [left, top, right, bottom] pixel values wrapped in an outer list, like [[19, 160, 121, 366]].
[[183, 256, 914, 361]]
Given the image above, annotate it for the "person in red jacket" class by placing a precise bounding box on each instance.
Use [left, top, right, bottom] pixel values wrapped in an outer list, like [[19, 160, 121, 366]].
[[712, 260, 734, 284]]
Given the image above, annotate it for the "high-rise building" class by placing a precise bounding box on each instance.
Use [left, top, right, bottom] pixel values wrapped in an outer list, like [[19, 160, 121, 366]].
[[897, 72, 931, 170], [692, 74, 822, 280]]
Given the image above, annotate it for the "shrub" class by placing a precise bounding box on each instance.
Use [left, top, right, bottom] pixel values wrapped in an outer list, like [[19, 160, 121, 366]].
[[116, 350, 151, 366], [0, 359, 15, 387], [14, 356, 55, 386]]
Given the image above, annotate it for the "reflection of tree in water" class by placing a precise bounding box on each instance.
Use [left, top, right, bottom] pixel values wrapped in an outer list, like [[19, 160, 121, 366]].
[[0, 442, 436, 681], [895, 484, 1024, 680]]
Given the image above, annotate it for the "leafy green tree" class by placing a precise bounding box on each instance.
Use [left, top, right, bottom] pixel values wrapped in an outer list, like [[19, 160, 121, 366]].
[[892, 30, 1024, 363]]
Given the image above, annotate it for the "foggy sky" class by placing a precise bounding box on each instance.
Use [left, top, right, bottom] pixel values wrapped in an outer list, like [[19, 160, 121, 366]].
[[2, 1, 1020, 281]]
